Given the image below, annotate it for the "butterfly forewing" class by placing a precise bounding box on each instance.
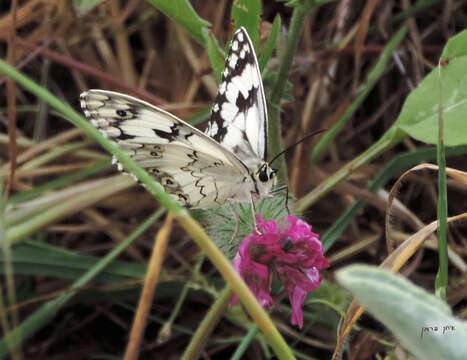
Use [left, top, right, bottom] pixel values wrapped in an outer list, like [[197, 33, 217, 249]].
[[205, 27, 268, 167], [80, 90, 253, 208]]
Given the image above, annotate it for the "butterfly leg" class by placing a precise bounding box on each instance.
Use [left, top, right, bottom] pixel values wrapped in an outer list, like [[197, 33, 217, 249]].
[[249, 192, 260, 234], [229, 204, 240, 243], [284, 186, 290, 214], [270, 185, 290, 213]]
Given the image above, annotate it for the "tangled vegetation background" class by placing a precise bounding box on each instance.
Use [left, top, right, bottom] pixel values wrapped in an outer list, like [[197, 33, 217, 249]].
[[1, 1, 466, 359]]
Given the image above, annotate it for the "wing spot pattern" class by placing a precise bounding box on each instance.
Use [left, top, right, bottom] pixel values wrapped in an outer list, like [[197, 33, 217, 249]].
[[117, 110, 127, 117]]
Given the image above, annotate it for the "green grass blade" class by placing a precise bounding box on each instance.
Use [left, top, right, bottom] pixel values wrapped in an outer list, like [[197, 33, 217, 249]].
[[435, 65, 448, 300], [0, 209, 164, 358], [258, 15, 281, 72], [6, 176, 134, 245], [311, 24, 408, 163], [146, 0, 211, 47], [206, 34, 225, 83], [321, 145, 467, 251], [0, 240, 147, 283], [297, 126, 407, 212], [231, 0, 261, 50], [8, 159, 111, 204]]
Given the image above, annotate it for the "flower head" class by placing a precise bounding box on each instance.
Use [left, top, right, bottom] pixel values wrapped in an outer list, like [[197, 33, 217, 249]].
[[232, 214, 329, 328]]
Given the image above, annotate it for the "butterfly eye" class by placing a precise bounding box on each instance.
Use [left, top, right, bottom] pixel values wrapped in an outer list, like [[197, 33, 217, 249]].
[[117, 110, 128, 118], [258, 169, 268, 182]]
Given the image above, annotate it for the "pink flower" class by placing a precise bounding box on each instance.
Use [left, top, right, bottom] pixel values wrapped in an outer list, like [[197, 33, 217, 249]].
[[232, 215, 329, 328]]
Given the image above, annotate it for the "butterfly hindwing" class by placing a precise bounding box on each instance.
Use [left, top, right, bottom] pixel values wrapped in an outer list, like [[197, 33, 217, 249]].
[[80, 90, 253, 208], [205, 27, 268, 167]]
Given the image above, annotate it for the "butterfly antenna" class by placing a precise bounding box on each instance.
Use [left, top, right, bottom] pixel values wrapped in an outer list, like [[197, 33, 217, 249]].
[[268, 129, 327, 166]]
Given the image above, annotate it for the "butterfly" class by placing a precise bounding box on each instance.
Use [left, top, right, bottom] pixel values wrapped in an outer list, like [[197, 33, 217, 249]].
[[80, 27, 279, 213]]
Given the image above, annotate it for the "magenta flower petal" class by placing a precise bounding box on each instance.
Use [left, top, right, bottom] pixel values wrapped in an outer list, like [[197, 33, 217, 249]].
[[231, 215, 329, 328]]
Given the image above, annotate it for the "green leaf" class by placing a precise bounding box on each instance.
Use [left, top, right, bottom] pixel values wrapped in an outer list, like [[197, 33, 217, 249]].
[[193, 192, 290, 259], [440, 29, 467, 60], [231, 0, 261, 51], [397, 30, 467, 146], [146, 0, 211, 46], [258, 15, 281, 72], [207, 35, 225, 83], [281, 0, 335, 9], [336, 265, 467, 360]]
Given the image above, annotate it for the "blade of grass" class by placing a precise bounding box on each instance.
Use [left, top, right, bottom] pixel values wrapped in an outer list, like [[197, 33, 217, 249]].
[[8, 159, 111, 204], [0, 240, 147, 283], [5, 0, 18, 204], [258, 15, 281, 72], [5, 175, 134, 245], [146, 0, 211, 47], [230, 325, 259, 360], [19, 141, 93, 170], [231, 0, 261, 50], [297, 126, 407, 212], [0, 209, 165, 358], [0, 180, 22, 360], [123, 214, 173, 360], [321, 145, 467, 251], [311, 24, 408, 163], [269, 2, 319, 184], [181, 286, 232, 360], [435, 64, 448, 300]]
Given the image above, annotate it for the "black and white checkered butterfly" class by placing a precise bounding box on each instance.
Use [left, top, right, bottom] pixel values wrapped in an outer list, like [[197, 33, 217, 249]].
[[80, 27, 276, 209]]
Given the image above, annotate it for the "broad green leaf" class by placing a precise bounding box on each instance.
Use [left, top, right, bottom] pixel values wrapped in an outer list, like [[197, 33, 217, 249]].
[[146, 0, 211, 46], [336, 265, 467, 360], [193, 192, 290, 259], [231, 0, 261, 51], [397, 30, 467, 146], [441, 29, 467, 60]]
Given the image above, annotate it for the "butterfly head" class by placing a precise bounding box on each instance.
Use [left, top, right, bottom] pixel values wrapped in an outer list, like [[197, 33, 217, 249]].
[[254, 162, 277, 195]]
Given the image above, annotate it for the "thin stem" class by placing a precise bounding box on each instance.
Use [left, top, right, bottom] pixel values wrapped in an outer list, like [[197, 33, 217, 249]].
[[231, 325, 259, 360], [268, 4, 310, 184], [296, 127, 407, 212], [435, 65, 448, 300], [181, 286, 232, 360], [123, 214, 173, 360], [311, 24, 408, 163]]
